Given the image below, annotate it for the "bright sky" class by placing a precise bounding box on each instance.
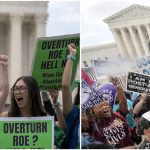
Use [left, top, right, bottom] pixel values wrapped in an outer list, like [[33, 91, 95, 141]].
[[46, 1, 80, 37], [81, 0, 150, 48]]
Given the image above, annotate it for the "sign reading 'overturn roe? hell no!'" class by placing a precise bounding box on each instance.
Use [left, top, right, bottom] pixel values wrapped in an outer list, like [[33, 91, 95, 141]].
[[32, 34, 80, 91], [0, 116, 54, 149]]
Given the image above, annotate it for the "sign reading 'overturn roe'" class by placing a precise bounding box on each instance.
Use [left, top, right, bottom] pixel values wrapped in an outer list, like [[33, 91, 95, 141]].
[[0, 117, 54, 149], [32, 34, 80, 90]]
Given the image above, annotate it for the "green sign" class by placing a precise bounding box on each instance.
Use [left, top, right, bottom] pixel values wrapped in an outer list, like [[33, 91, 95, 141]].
[[32, 34, 80, 90], [0, 116, 54, 149]]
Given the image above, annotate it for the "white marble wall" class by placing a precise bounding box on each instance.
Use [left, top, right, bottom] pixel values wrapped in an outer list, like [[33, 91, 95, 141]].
[[0, 2, 48, 88]]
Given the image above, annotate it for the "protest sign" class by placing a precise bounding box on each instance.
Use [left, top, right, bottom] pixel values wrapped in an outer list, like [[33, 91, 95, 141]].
[[91, 59, 133, 76], [32, 34, 80, 90], [126, 71, 150, 93], [97, 83, 117, 108], [81, 81, 117, 111], [81, 80, 95, 109], [133, 56, 150, 75], [0, 116, 54, 149]]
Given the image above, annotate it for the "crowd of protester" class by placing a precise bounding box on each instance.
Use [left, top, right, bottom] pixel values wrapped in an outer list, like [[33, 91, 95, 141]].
[[81, 76, 150, 149], [0, 43, 80, 149]]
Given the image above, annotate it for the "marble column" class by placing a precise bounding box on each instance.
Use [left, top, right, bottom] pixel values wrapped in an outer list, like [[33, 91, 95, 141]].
[[28, 24, 35, 73], [9, 14, 23, 86], [145, 24, 150, 39], [128, 26, 142, 57], [145, 24, 150, 50], [34, 14, 47, 38], [137, 25, 149, 56], [120, 28, 134, 58], [111, 28, 127, 58]]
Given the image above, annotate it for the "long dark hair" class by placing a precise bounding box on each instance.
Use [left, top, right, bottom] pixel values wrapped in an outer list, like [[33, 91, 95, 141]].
[[9, 76, 46, 117]]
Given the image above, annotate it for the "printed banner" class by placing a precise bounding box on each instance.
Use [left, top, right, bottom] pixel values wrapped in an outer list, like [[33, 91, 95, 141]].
[[81, 80, 96, 108], [0, 116, 54, 149], [91, 59, 133, 77], [81, 81, 117, 111], [32, 34, 80, 90], [126, 71, 150, 93], [133, 56, 150, 75]]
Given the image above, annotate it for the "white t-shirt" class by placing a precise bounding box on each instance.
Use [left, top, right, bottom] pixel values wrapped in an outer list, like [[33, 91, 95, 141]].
[[142, 111, 150, 121]]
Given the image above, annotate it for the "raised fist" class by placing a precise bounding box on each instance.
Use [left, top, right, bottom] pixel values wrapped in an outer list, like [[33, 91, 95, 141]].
[[67, 43, 76, 54], [0, 54, 9, 68]]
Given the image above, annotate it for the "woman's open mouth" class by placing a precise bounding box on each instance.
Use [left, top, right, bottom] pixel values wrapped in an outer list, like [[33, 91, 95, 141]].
[[17, 97, 23, 105]]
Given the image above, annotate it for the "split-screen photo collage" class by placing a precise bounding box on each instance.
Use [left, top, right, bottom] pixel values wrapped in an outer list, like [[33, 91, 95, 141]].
[[0, 0, 150, 149]]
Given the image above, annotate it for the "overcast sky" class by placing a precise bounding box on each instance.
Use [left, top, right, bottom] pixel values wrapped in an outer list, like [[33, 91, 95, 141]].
[[46, 0, 150, 48], [81, 0, 150, 48], [46, 1, 80, 37]]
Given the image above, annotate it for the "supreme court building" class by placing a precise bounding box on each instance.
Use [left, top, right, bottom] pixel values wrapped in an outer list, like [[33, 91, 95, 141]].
[[82, 4, 150, 67], [0, 1, 48, 88]]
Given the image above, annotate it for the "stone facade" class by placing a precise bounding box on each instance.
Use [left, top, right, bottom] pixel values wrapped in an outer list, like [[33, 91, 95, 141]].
[[82, 43, 120, 67], [82, 4, 150, 85], [82, 4, 150, 70], [0, 1, 48, 87], [104, 4, 150, 59]]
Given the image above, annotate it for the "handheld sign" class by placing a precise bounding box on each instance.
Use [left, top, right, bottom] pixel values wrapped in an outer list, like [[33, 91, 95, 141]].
[[0, 116, 54, 149], [97, 83, 117, 108], [32, 34, 80, 90], [126, 71, 150, 93], [81, 82, 117, 111], [134, 56, 150, 75]]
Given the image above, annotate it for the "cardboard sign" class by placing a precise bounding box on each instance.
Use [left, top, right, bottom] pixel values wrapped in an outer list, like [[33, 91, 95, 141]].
[[126, 71, 150, 93], [0, 116, 54, 149], [32, 34, 80, 90]]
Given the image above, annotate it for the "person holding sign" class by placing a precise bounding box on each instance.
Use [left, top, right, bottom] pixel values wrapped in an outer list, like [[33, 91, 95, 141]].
[[0, 76, 46, 117], [49, 89, 66, 129], [48, 89, 67, 148], [0, 54, 9, 113], [87, 101, 135, 149], [41, 91, 55, 116], [61, 43, 79, 149], [133, 92, 150, 120]]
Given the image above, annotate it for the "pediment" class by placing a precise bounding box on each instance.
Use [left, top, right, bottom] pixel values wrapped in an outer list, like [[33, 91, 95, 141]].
[[104, 4, 150, 23]]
